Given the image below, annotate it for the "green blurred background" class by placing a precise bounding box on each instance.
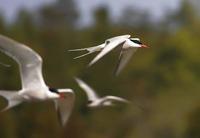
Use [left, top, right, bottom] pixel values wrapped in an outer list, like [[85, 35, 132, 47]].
[[0, 0, 200, 138]]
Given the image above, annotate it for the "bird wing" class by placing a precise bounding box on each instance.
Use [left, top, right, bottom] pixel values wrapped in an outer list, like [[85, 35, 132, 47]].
[[0, 35, 46, 89], [89, 35, 131, 66], [89, 39, 126, 66], [106, 35, 131, 42], [115, 47, 138, 75], [54, 92, 75, 126], [75, 78, 99, 101], [104, 96, 130, 103]]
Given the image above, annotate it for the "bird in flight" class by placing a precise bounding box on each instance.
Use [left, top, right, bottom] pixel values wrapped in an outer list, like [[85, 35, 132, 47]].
[[0, 34, 75, 126], [69, 35, 148, 75], [75, 77, 130, 108]]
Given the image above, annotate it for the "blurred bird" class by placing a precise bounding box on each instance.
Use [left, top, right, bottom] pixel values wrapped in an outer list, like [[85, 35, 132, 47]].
[[69, 35, 148, 75], [0, 34, 75, 126], [75, 77, 130, 108]]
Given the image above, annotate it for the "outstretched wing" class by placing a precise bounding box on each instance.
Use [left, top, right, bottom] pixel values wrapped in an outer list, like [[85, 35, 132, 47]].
[[115, 47, 138, 75], [0, 35, 45, 89], [89, 35, 131, 66], [75, 78, 99, 101], [105, 96, 130, 103], [54, 92, 75, 126], [107, 35, 131, 42]]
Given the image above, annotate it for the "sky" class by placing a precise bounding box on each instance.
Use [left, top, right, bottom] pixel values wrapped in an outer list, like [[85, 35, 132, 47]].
[[0, 0, 182, 25]]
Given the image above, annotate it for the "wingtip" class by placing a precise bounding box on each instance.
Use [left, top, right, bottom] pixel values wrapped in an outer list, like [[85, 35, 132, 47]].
[[88, 58, 97, 67], [88, 62, 93, 67], [74, 77, 84, 86], [114, 69, 120, 77], [74, 77, 80, 83]]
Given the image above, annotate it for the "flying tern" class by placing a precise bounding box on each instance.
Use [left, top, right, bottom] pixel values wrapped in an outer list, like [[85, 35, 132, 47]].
[[0, 34, 75, 126], [69, 35, 148, 75], [75, 78, 130, 108]]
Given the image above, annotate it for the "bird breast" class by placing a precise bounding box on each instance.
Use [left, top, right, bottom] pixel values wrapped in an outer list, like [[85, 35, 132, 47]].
[[20, 88, 58, 101]]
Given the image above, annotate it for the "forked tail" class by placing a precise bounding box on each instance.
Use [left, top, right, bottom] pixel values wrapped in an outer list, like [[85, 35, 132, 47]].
[[68, 45, 104, 59], [0, 91, 22, 112], [68, 47, 88, 52], [73, 52, 94, 59]]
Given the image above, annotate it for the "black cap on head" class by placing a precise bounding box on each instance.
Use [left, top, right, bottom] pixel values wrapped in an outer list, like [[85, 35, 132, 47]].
[[130, 39, 142, 45], [49, 87, 59, 93]]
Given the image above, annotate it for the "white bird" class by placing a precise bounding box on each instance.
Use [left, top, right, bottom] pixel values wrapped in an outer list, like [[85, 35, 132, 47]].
[[0, 34, 75, 126], [69, 35, 148, 75], [75, 78, 130, 108]]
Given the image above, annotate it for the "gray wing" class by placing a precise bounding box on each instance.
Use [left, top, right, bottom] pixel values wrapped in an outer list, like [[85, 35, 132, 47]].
[[54, 92, 75, 126], [0, 35, 46, 89], [115, 47, 138, 75], [107, 35, 131, 42], [104, 96, 130, 103], [75, 78, 99, 101], [89, 38, 126, 66]]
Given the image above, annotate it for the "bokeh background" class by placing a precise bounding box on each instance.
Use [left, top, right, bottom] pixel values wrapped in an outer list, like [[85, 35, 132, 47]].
[[0, 0, 200, 138]]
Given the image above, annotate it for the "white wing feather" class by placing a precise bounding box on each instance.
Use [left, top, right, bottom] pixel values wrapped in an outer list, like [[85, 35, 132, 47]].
[[0, 35, 46, 89], [115, 47, 138, 75], [75, 78, 99, 101], [54, 92, 75, 126], [104, 96, 130, 103], [89, 35, 131, 66]]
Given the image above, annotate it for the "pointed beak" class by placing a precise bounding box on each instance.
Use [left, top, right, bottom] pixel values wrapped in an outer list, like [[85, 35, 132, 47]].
[[59, 93, 66, 99], [141, 44, 149, 48]]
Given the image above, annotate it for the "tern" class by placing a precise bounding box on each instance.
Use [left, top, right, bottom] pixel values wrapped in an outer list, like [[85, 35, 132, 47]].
[[0, 34, 75, 126], [69, 35, 148, 75], [75, 78, 130, 108]]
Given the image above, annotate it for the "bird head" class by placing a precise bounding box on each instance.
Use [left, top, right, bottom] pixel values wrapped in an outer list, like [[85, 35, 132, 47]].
[[129, 38, 149, 48], [49, 88, 74, 99]]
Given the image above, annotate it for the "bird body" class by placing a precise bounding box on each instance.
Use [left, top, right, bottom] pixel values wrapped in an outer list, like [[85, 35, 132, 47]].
[[75, 78, 129, 108], [69, 35, 148, 75], [0, 34, 74, 126]]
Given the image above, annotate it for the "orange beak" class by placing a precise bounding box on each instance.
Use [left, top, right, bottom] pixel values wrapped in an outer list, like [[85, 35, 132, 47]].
[[59, 93, 66, 99], [141, 44, 149, 48]]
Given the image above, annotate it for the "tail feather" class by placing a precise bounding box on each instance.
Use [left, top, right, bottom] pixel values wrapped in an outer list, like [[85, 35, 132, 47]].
[[0, 91, 22, 112], [68, 48, 88, 52], [73, 52, 93, 59]]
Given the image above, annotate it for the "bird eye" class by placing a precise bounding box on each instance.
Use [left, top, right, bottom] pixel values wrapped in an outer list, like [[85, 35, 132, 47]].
[[49, 87, 58, 93], [105, 40, 110, 45], [131, 40, 142, 44]]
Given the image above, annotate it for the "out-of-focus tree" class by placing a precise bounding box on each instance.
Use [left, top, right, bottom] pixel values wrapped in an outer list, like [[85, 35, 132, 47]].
[[38, 0, 79, 29], [0, 13, 6, 33], [118, 8, 152, 31], [10, 9, 38, 41], [184, 107, 200, 138]]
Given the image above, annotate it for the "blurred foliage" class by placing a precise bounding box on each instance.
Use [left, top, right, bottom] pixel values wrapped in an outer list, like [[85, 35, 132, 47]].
[[0, 0, 200, 138]]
